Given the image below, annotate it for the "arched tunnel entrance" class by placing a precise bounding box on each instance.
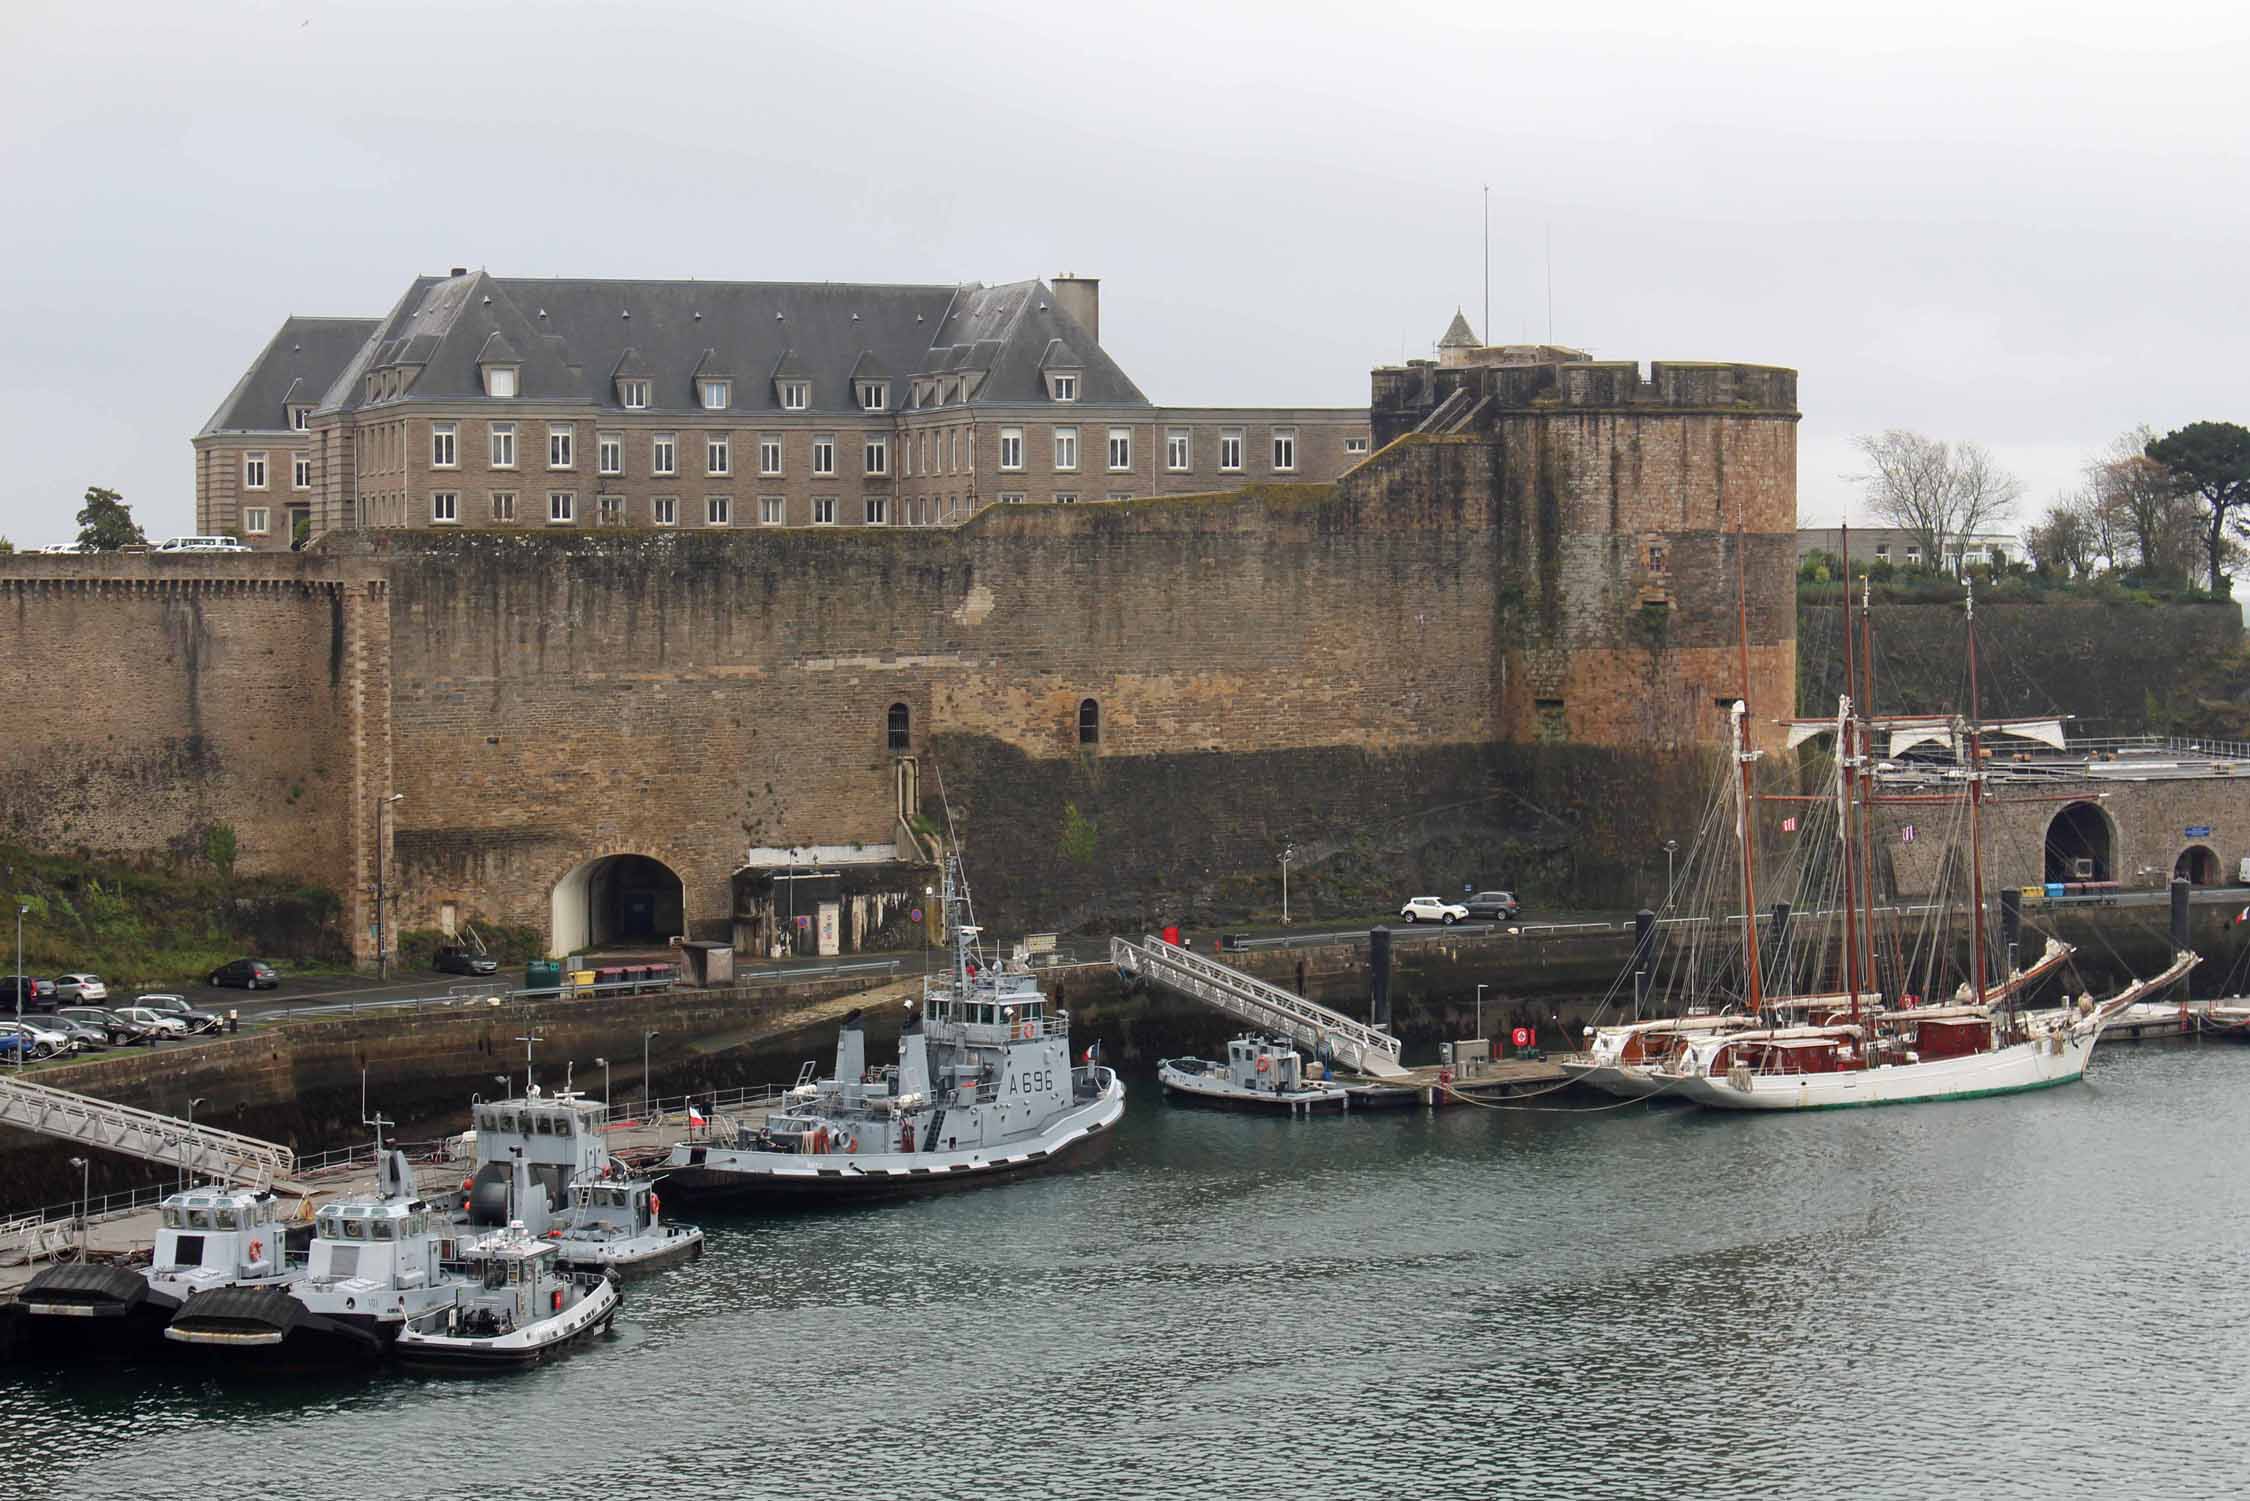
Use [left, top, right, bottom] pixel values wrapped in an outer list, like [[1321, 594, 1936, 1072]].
[[2175, 843, 2221, 885], [551, 854, 686, 956], [2044, 801, 2113, 884]]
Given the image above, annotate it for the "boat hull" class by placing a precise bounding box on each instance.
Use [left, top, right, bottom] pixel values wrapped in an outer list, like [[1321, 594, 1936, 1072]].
[[1672, 1033, 2097, 1111], [661, 1088, 1124, 1206], [393, 1277, 619, 1370], [1, 1264, 180, 1360], [1158, 1066, 1348, 1113], [163, 1285, 389, 1362], [1556, 1061, 1676, 1100], [555, 1226, 705, 1275]]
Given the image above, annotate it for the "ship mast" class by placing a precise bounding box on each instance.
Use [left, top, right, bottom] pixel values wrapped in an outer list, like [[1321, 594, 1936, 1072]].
[[1837, 526, 1864, 1023], [1964, 577, 1992, 1011], [1733, 530, 1765, 1016], [1857, 571, 1883, 1005]]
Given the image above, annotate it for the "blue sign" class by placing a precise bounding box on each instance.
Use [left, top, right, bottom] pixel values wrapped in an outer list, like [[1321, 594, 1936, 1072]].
[[2187, 825, 2214, 838]]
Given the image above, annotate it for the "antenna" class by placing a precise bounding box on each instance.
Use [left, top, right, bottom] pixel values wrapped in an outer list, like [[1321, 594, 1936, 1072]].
[[1545, 221, 1553, 344], [515, 1028, 544, 1097], [1482, 183, 1490, 349]]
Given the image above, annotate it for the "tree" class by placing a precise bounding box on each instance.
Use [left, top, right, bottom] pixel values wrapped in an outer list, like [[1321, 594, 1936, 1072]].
[[2087, 425, 2197, 583], [75, 486, 145, 551], [0, 537, 13, 556], [2146, 421, 2250, 595], [2024, 495, 2096, 578], [1850, 430, 2023, 571]]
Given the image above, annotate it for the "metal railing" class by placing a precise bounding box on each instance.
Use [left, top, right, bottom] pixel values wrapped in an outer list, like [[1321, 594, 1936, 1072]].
[[1111, 935, 1409, 1079], [0, 1073, 294, 1188]]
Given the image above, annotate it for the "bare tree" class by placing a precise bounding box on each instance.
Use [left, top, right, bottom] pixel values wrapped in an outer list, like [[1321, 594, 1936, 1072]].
[[2087, 425, 2197, 582], [1850, 430, 2023, 569], [2024, 493, 2097, 577]]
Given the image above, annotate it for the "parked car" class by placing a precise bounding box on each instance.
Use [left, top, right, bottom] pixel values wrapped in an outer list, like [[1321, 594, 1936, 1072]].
[[154, 535, 250, 554], [53, 972, 109, 1003], [113, 1007, 190, 1038], [434, 948, 499, 976], [32, 1012, 109, 1051], [0, 1031, 25, 1060], [0, 1019, 71, 1059], [1463, 891, 1521, 921], [58, 1006, 154, 1046], [134, 994, 223, 1034], [3, 975, 59, 1011], [205, 959, 279, 991], [1399, 896, 1469, 925]]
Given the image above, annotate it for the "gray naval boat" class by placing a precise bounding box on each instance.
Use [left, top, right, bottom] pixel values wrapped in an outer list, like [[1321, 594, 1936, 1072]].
[[660, 855, 1125, 1205], [1159, 1035, 1352, 1114]]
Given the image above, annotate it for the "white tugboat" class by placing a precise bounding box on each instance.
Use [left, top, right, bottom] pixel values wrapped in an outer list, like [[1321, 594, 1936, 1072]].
[[5, 1184, 307, 1359], [550, 1176, 702, 1273], [1159, 1035, 1350, 1114], [393, 1222, 619, 1369], [660, 853, 1125, 1204]]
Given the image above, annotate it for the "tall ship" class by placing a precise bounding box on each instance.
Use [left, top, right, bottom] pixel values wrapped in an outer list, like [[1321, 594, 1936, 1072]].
[[660, 852, 1124, 1203]]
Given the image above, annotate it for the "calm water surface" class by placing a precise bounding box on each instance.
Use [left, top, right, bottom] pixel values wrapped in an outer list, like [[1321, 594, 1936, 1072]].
[[8, 1040, 2250, 1500]]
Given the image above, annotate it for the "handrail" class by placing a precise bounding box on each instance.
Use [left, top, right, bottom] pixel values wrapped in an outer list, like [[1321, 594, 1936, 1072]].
[[1112, 935, 1408, 1078]]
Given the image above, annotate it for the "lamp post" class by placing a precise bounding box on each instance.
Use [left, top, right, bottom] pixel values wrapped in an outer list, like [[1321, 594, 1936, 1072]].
[[1662, 840, 1680, 910], [643, 1029, 660, 1119], [514, 1028, 542, 1097], [69, 1156, 88, 1259], [181, 1096, 207, 1191], [375, 793, 404, 981], [595, 1056, 611, 1115], [1475, 983, 1487, 1041], [14, 902, 27, 1072], [1281, 842, 1296, 927]]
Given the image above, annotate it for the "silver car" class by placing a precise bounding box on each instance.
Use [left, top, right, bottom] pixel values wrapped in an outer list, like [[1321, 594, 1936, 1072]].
[[114, 1007, 190, 1038], [54, 972, 109, 1003]]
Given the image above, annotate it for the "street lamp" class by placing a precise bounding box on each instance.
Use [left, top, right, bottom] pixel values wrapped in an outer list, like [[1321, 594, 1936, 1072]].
[[595, 1056, 611, 1115], [14, 902, 27, 1073], [643, 1029, 661, 1119], [69, 1156, 88, 1259], [1662, 840, 1680, 910], [1281, 842, 1296, 927], [181, 1096, 207, 1191], [375, 793, 404, 981], [1475, 983, 1487, 1041]]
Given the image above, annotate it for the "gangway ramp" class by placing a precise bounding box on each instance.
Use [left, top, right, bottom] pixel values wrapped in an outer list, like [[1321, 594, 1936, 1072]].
[[1110, 935, 1410, 1079], [0, 1073, 295, 1189]]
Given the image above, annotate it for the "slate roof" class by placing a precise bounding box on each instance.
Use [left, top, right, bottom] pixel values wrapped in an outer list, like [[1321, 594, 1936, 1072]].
[[1439, 309, 1481, 349], [311, 272, 1149, 418], [199, 316, 381, 435]]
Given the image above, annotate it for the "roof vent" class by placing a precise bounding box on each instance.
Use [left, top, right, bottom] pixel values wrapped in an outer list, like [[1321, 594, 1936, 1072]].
[[621, 309, 630, 319], [1039, 302, 1048, 311], [537, 308, 547, 319], [916, 313, 925, 322], [481, 295, 491, 305], [693, 311, 702, 321], [450, 266, 468, 276], [775, 312, 784, 320], [851, 312, 860, 321]]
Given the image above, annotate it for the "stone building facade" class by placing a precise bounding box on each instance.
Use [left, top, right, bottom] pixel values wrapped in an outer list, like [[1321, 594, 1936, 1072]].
[[195, 272, 1369, 545]]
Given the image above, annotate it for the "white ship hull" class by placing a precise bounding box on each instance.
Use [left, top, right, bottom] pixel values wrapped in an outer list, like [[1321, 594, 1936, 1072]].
[[1556, 1060, 1675, 1100], [1672, 1032, 2097, 1111], [394, 1274, 619, 1368], [1158, 1061, 1349, 1112]]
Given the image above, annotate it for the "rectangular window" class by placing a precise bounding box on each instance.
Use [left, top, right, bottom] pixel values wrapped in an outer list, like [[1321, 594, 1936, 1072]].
[[706, 433, 731, 476], [700, 379, 731, 411], [1054, 426, 1078, 472], [1000, 428, 1024, 471], [865, 496, 889, 526], [242, 507, 269, 534], [1051, 374, 1078, 402], [1272, 428, 1297, 472], [289, 406, 311, 431], [243, 451, 268, 489], [812, 435, 836, 475], [652, 496, 677, 526], [902, 437, 913, 478], [1107, 428, 1132, 472], [490, 491, 515, 522], [652, 433, 676, 477], [759, 495, 784, 525], [490, 423, 516, 469], [597, 494, 622, 526], [485, 366, 518, 399], [1054, 492, 1079, 505], [706, 495, 730, 526], [759, 434, 783, 475], [548, 491, 574, 524], [431, 423, 457, 468], [431, 491, 459, 523], [948, 429, 958, 472], [1220, 429, 1243, 472], [620, 379, 650, 409], [999, 491, 1026, 505], [780, 380, 810, 411], [598, 432, 622, 476], [812, 496, 837, 525], [1344, 435, 1370, 455], [859, 381, 889, 411], [547, 425, 573, 469], [1107, 491, 1133, 503], [864, 434, 889, 476], [292, 454, 312, 490], [1165, 429, 1190, 471]]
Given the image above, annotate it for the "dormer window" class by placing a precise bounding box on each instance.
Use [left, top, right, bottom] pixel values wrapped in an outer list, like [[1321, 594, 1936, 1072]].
[[289, 405, 312, 431], [857, 381, 889, 412], [619, 379, 651, 409], [779, 380, 810, 411], [484, 365, 518, 399], [700, 379, 731, 411], [1048, 372, 1079, 402]]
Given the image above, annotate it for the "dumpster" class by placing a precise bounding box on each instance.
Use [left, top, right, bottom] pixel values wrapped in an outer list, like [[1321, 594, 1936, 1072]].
[[525, 959, 562, 996]]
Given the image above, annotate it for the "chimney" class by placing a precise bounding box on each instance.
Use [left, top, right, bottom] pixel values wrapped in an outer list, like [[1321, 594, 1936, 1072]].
[[1051, 274, 1100, 345], [450, 266, 468, 277]]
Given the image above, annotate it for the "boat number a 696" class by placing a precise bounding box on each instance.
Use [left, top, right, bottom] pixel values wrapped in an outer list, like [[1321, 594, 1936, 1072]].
[[1009, 1069, 1053, 1095]]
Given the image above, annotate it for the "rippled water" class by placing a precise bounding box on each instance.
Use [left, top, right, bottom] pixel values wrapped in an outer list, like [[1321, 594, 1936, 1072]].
[[10, 1041, 2250, 1500]]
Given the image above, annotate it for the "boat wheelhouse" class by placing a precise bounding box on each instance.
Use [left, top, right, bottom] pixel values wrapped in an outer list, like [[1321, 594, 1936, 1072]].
[[552, 1178, 703, 1273]]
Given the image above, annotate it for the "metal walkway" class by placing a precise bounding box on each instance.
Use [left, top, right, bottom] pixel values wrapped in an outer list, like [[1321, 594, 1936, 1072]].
[[0, 1073, 295, 1189], [1110, 936, 1410, 1079]]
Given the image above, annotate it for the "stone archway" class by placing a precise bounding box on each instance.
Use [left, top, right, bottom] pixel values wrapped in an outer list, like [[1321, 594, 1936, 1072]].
[[2174, 843, 2222, 886], [550, 852, 687, 957], [2044, 801, 2114, 884]]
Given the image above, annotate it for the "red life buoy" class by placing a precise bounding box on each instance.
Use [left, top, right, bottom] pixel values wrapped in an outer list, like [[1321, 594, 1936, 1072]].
[[1255, 1056, 1271, 1074], [248, 1238, 264, 1261], [551, 1289, 563, 1312], [648, 1192, 660, 1220]]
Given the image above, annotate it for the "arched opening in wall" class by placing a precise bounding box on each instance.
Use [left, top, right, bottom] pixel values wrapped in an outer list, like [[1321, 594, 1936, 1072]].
[[550, 854, 686, 957], [887, 702, 910, 752], [1078, 698, 1100, 746], [2044, 802, 2113, 884], [2174, 844, 2221, 886]]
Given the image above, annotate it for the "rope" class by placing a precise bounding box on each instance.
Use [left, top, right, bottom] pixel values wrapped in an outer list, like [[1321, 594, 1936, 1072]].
[[1434, 1071, 1691, 1112]]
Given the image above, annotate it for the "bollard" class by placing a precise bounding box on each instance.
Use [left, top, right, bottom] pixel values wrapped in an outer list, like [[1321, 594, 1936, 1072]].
[[227, 1009, 239, 1035]]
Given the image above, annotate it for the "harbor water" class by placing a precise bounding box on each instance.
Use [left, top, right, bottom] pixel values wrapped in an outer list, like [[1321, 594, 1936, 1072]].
[[8, 1038, 2250, 1500]]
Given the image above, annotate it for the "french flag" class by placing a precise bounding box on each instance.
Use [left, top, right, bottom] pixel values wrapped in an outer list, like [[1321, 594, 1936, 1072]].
[[1081, 1039, 1102, 1065], [688, 1102, 706, 1128]]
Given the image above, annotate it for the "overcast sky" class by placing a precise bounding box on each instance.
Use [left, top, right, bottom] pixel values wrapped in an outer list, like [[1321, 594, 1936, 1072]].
[[4, 0, 2246, 546]]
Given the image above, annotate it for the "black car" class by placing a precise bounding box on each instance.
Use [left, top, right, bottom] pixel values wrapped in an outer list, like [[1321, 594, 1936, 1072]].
[[1463, 890, 1521, 921], [206, 958, 279, 990], [58, 1006, 158, 1046], [433, 947, 499, 976], [3, 975, 59, 1011]]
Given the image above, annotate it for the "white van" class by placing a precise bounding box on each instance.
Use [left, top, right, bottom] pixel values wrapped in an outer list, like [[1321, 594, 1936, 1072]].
[[154, 536, 250, 554]]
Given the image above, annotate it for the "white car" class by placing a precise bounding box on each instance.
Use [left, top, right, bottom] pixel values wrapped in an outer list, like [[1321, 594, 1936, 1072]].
[[1399, 896, 1469, 925], [154, 536, 250, 554], [55, 972, 108, 1002], [114, 1007, 190, 1038], [1, 1019, 72, 1058]]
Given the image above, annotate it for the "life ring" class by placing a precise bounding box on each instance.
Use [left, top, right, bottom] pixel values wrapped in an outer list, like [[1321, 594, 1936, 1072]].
[[1254, 1055, 1271, 1074], [545, 1228, 562, 1239], [811, 1127, 829, 1154], [1019, 1021, 1036, 1040], [247, 1238, 263, 1261], [551, 1289, 563, 1313], [648, 1192, 660, 1220]]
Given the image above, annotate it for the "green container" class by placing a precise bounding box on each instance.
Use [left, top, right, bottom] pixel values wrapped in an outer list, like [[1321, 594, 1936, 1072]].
[[525, 959, 562, 995]]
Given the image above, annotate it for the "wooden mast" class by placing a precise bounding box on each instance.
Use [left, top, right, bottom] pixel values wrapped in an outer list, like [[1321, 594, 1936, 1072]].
[[1735, 529, 1765, 1017], [1838, 526, 1864, 1022], [1857, 571, 1883, 1005], [1965, 577, 1992, 1010]]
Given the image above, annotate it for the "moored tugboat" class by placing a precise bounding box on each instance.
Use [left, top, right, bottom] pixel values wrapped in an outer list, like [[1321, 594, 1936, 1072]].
[[392, 1225, 619, 1369], [659, 853, 1124, 1205], [550, 1176, 703, 1274], [1159, 1035, 1350, 1114]]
